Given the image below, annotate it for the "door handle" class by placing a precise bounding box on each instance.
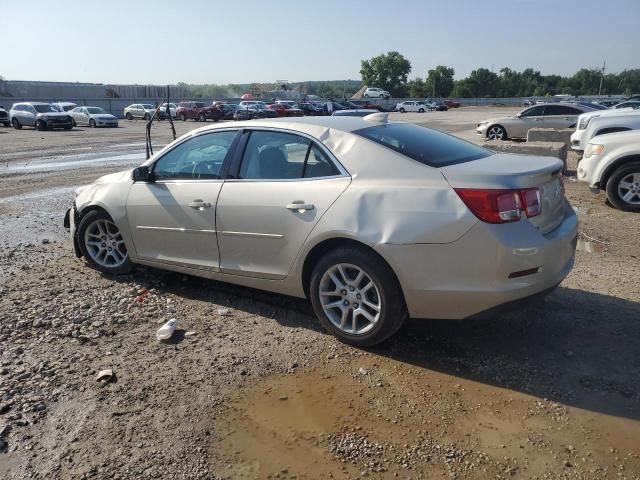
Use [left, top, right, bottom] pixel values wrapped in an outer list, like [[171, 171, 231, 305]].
[[188, 200, 211, 209], [286, 201, 314, 211]]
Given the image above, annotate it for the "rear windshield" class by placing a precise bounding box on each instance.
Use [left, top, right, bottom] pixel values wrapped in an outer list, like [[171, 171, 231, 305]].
[[354, 123, 492, 167]]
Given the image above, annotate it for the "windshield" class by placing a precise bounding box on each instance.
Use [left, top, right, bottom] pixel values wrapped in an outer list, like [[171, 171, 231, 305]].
[[34, 104, 57, 113], [354, 123, 492, 167], [142, 104, 155, 109], [86, 107, 107, 114]]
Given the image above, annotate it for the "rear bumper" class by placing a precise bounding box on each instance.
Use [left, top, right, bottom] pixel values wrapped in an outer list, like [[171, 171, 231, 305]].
[[376, 202, 578, 319]]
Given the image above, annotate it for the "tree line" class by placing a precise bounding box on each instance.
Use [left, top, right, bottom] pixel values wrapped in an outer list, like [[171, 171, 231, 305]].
[[360, 51, 640, 98]]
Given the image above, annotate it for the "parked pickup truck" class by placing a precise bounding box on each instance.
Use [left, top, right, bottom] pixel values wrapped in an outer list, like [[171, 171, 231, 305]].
[[175, 101, 222, 122]]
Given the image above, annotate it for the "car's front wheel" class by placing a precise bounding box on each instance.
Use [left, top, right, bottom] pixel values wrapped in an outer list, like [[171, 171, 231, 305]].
[[12, 118, 22, 129], [36, 120, 47, 131], [89, 119, 96, 128], [310, 246, 407, 346], [418, 108, 425, 113], [399, 108, 405, 113], [125, 112, 132, 120], [606, 163, 640, 212], [77, 210, 133, 275], [487, 125, 507, 140]]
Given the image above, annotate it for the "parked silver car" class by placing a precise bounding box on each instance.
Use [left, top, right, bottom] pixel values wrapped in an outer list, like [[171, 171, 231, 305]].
[[477, 103, 594, 140], [69, 106, 119, 127], [123, 104, 166, 120], [64, 115, 577, 346], [9, 102, 73, 130]]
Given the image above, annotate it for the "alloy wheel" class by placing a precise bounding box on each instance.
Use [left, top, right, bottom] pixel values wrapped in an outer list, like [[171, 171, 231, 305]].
[[319, 263, 381, 335], [84, 218, 128, 268], [617, 172, 640, 205], [487, 126, 505, 140]]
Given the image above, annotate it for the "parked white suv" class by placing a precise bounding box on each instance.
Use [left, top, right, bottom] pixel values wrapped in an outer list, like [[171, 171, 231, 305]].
[[577, 130, 640, 211], [395, 101, 426, 113], [570, 108, 636, 151], [364, 87, 390, 99], [571, 112, 640, 153]]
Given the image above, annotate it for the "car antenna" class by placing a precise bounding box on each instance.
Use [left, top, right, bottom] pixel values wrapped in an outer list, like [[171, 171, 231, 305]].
[[145, 86, 176, 160]]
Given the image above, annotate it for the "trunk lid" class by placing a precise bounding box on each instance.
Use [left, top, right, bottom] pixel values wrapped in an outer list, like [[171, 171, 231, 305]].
[[441, 153, 566, 235]]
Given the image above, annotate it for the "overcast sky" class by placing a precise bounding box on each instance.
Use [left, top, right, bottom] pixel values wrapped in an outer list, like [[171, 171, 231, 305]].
[[2, 0, 639, 85]]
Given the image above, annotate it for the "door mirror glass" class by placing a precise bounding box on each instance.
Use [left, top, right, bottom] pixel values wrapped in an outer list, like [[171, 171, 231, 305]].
[[132, 165, 151, 182]]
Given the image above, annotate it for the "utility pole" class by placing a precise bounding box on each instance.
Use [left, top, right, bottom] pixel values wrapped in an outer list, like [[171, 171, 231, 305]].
[[598, 60, 606, 95]]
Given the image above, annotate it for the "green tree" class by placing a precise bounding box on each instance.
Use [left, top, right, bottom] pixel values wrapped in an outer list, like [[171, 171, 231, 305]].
[[360, 51, 411, 94], [425, 65, 455, 97], [407, 78, 430, 98]]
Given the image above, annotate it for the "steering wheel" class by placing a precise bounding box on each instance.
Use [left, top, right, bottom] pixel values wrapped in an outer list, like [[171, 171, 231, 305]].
[[191, 161, 217, 180]]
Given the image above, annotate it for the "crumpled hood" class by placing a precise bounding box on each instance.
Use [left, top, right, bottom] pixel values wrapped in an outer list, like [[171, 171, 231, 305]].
[[95, 169, 133, 185]]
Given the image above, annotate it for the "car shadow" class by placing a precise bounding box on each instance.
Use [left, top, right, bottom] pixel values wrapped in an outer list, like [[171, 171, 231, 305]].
[[119, 267, 640, 421]]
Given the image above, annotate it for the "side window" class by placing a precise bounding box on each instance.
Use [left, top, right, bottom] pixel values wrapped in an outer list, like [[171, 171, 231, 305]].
[[304, 145, 340, 178], [521, 105, 545, 117], [239, 131, 310, 180], [152, 130, 238, 180]]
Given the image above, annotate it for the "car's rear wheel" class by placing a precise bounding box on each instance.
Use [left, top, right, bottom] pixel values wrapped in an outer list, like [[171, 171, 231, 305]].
[[12, 118, 22, 129], [419, 108, 425, 113], [125, 112, 132, 120], [89, 119, 96, 128], [399, 108, 405, 113], [77, 210, 133, 274], [606, 163, 640, 212], [71, 118, 77, 127], [310, 247, 407, 346], [487, 125, 507, 140]]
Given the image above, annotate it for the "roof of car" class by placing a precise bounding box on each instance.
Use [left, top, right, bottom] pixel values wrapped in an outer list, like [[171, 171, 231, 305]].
[[190, 115, 383, 136], [14, 101, 51, 106]]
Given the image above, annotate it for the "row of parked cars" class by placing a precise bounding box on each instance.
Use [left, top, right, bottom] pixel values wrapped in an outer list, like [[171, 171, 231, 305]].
[[0, 101, 119, 130], [394, 99, 460, 112], [476, 98, 640, 212]]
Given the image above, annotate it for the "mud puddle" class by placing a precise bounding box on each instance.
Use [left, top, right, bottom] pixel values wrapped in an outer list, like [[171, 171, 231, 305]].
[[211, 357, 640, 479]]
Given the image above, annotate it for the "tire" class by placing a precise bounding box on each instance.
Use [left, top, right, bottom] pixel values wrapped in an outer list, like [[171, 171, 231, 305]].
[[418, 108, 425, 113], [309, 246, 407, 347], [198, 113, 206, 122], [486, 125, 507, 141], [36, 120, 47, 131], [213, 113, 220, 122], [64, 125, 72, 130], [89, 119, 96, 128], [3, 122, 10, 127], [379, 94, 384, 98], [605, 162, 640, 212], [77, 209, 133, 275], [180, 113, 186, 121], [12, 118, 22, 129], [125, 112, 132, 120], [71, 118, 77, 127], [144, 113, 150, 121], [364, 94, 369, 98], [399, 108, 405, 113]]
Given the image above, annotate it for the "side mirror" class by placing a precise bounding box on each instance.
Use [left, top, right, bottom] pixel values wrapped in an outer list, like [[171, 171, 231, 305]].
[[132, 165, 152, 182]]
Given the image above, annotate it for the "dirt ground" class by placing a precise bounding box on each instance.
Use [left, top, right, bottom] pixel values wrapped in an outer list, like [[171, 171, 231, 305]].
[[0, 108, 639, 480]]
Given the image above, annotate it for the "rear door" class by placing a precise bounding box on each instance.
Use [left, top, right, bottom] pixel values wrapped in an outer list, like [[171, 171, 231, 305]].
[[126, 129, 240, 270], [216, 129, 351, 279], [543, 105, 582, 129]]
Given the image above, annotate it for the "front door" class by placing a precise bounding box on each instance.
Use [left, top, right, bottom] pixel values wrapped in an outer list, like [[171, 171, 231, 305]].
[[216, 129, 350, 279], [126, 129, 239, 270], [513, 105, 545, 137]]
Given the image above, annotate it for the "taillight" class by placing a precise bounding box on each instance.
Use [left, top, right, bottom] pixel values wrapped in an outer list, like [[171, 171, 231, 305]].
[[455, 188, 542, 224]]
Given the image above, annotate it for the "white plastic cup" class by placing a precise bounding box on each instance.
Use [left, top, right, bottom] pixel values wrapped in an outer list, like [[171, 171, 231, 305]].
[[156, 319, 178, 341]]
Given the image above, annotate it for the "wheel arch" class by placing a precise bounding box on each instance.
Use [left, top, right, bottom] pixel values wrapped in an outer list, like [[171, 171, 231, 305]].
[[300, 237, 404, 302], [600, 154, 640, 191]]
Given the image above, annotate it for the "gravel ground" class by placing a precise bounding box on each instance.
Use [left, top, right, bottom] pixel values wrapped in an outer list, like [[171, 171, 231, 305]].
[[0, 109, 639, 479]]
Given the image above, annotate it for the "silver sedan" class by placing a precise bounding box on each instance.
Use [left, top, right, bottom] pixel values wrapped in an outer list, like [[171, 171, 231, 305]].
[[64, 114, 578, 346], [69, 106, 118, 127]]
